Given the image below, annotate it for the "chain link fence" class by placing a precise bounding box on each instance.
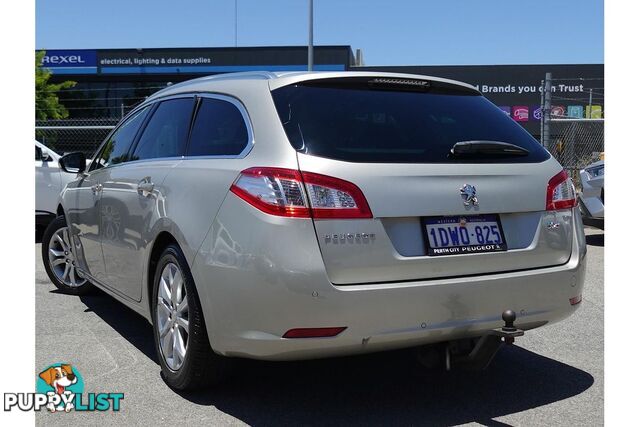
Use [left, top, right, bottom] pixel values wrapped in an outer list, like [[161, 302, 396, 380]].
[[36, 116, 605, 177], [547, 118, 604, 187], [37, 85, 603, 191], [538, 76, 604, 189], [35, 118, 117, 156]]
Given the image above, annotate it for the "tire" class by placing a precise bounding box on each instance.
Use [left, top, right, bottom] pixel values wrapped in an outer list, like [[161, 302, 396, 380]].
[[41, 216, 93, 295], [151, 243, 231, 390]]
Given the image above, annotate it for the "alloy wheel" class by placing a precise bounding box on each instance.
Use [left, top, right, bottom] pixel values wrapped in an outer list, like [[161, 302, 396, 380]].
[[156, 262, 190, 371], [47, 227, 86, 288]]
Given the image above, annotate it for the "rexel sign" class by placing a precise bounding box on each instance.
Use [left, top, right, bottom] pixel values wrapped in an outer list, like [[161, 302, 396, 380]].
[[39, 50, 97, 74]]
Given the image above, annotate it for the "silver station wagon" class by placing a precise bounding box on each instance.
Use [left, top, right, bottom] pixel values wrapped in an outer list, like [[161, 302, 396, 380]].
[[42, 71, 586, 390]]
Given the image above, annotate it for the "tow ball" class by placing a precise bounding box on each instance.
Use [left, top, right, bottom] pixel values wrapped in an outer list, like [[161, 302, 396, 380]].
[[445, 310, 525, 371], [489, 309, 524, 344]]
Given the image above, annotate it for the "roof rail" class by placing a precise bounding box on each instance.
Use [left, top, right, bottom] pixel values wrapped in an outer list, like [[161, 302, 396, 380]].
[[147, 71, 280, 99]]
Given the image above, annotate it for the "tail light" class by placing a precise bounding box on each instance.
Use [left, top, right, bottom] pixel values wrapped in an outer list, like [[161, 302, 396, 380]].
[[546, 170, 577, 210], [230, 167, 372, 219], [230, 167, 310, 217], [302, 171, 372, 219]]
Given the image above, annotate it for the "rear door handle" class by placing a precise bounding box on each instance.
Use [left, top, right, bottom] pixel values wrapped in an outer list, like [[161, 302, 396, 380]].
[[91, 184, 103, 194], [137, 178, 155, 197]]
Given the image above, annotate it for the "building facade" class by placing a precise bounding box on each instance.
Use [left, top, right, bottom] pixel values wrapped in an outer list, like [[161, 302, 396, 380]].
[[40, 46, 604, 140]]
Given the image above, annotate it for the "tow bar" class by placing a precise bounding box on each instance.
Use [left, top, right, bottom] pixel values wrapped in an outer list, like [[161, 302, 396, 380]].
[[445, 310, 524, 371]]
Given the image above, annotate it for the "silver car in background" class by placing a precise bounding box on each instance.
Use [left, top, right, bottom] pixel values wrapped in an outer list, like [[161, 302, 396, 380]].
[[578, 159, 604, 228], [42, 71, 586, 390]]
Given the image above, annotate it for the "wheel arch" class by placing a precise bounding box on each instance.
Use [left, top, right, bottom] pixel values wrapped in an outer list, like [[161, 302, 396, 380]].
[[147, 231, 180, 314], [145, 217, 198, 310]]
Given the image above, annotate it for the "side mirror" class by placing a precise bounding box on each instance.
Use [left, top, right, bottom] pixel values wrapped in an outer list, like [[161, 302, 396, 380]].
[[59, 152, 87, 174], [41, 151, 53, 162]]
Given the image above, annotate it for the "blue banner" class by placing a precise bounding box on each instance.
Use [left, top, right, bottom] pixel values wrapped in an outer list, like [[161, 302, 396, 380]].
[[40, 50, 97, 73]]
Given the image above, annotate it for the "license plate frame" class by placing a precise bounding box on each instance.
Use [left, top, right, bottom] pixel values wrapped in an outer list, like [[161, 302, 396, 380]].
[[421, 214, 508, 257]]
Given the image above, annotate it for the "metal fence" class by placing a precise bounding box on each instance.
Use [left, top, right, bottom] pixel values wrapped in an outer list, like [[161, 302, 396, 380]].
[[36, 115, 604, 188], [547, 118, 604, 185], [538, 74, 604, 187], [35, 118, 117, 156]]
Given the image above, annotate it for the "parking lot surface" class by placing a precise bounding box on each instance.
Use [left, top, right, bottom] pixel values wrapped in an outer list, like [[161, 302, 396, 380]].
[[35, 228, 603, 426]]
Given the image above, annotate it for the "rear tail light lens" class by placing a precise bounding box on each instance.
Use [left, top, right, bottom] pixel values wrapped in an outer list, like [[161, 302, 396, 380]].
[[546, 170, 577, 210], [301, 171, 372, 219], [585, 164, 604, 179], [230, 167, 310, 217], [230, 167, 372, 219]]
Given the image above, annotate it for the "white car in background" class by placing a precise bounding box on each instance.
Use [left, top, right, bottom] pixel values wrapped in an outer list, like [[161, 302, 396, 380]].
[[36, 140, 78, 231], [578, 159, 604, 229]]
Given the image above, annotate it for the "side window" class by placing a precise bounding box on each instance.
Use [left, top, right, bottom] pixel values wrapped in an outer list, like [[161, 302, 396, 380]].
[[92, 107, 149, 170], [36, 146, 43, 161], [131, 98, 194, 161], [186, 98, 249, 156]]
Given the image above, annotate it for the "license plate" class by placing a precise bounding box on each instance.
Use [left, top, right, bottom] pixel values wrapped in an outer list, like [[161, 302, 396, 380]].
[[421, 214, 508, 256]]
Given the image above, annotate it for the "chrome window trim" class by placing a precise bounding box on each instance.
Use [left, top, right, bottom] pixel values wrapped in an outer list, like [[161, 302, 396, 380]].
[[86, 92, 254, 174]]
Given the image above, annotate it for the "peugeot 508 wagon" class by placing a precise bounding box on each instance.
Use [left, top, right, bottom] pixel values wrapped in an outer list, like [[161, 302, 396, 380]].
[[42, 71, 586, 390]]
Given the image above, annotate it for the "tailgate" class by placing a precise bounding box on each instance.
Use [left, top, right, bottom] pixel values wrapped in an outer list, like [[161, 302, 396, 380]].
[[299, 154, 573, 285], [270, 74, 574, 285]]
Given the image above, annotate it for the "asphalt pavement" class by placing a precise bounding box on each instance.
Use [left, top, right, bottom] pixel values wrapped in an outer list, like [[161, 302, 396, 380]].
[[35, 228, 604, 426]]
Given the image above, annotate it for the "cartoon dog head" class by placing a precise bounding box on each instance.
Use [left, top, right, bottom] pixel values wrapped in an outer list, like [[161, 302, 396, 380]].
[[39, 365, 77, 395]]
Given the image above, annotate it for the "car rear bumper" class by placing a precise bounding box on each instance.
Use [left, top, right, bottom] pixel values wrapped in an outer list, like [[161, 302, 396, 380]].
[[579, 195, 604, 219], [578, 195, 604, 230], [218, 261, 584, 361], [192, 199, 586, 361], [579, 169, 604, 220]]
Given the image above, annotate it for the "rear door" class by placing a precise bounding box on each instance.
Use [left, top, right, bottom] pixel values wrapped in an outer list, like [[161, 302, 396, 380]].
[[271, 77, 575, 285], [158, 93, 255, 266], [100, 96, 195, 301]]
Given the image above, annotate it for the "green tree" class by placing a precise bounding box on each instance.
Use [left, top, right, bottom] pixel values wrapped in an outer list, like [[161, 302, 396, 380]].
[[35, 50, 76, 120]]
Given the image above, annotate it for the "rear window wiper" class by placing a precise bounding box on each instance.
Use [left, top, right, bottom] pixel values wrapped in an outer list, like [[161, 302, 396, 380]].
[[450, 140, 529, 157]]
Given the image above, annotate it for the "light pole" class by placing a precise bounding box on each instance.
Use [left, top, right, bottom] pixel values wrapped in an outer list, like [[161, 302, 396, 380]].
[[308, 0, 313, 71], [542, 72, 552, 149]]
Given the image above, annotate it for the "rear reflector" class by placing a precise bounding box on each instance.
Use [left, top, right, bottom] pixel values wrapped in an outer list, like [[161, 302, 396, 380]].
[[546, 170, 577, 210], [283, 327, 347, 339], [230, 167, 372, 219], [570, 295, 582, 305]]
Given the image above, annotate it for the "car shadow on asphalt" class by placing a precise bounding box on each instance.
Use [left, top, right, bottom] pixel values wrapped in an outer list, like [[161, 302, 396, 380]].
[[586, 233, 604, 247], [79, 291, 159, 363], [78, 290, 594, 426]]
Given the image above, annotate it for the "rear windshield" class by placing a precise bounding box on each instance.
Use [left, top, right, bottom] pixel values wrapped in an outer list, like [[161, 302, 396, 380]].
[[271, 78, 550, 163]]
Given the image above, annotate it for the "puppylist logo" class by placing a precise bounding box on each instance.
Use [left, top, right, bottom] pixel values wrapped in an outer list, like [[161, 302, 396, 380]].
[[4, 363, 123, 413]]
